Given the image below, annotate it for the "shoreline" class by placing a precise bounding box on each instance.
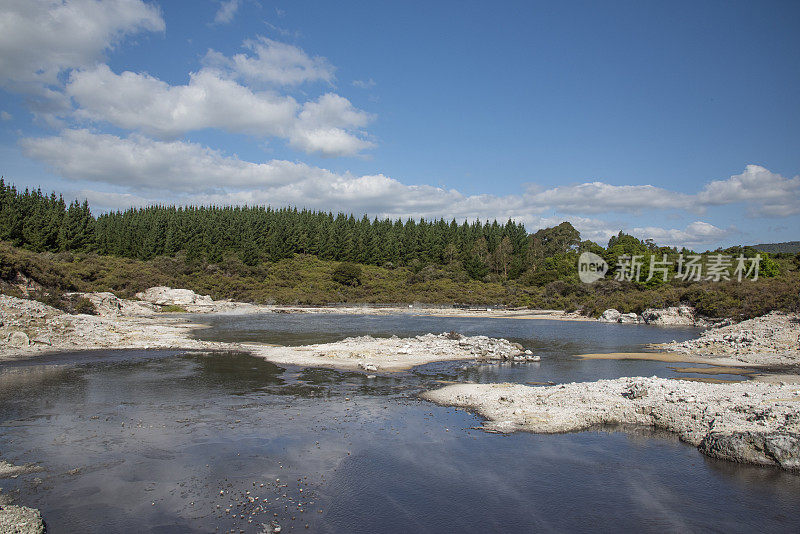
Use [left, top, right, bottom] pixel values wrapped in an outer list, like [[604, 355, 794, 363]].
[[422, 377, 800, 471], [0, 293, 537, 371], [2, 290, 796, 373]]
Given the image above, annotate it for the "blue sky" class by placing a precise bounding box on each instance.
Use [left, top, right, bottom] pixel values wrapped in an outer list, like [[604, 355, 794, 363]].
[[1, 0, 799, 249]]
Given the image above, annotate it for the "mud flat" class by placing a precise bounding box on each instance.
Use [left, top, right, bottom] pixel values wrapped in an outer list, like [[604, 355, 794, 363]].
[[422, 377, 800, 470]]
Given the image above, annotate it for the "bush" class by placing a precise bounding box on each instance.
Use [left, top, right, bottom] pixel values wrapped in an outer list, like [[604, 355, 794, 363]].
[[332, 263, 362, 287], [72, 297, 98, 315]]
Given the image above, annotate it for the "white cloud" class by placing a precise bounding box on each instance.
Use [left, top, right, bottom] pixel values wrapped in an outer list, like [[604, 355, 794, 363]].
[[520, 165, 800, 219], [0, 0, 163, 91], [1, 4, 371, 157], [17, 130, 796, 249], [213, 0, 239, 25], [21, 129, 313, 192], [292, 93, 375, 156], [0, 111, 11, 121], [697, 164, 800, 217], [632, 221, 730, 248], [72, 189, 153, 212], [525, 182, 693, 214], [68, 65, 298, 138], [203, 36, 334, 86], [66, 65, 373, 156], [352, 78, 376, 89], [19, 130, 519, 219]]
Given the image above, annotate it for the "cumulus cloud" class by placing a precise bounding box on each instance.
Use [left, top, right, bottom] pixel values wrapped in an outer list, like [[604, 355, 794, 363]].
[[630, 221, 732, 249], [19, 129, 519, 218], [697, 164, 800, 217], [66, 65, 373, 156], [213, 0, 239, 25], [17, 129, 795, 248], [525, 182, 693, 214], [521, 165, 799, 219], [203, 36, 335, 86], [67, 65, 298, 138], [21, 129, 316, 192], [0, 0, 163, 91]]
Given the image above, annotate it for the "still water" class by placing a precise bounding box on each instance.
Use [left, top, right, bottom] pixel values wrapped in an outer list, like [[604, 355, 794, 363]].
[[1, 315, 799, 533]]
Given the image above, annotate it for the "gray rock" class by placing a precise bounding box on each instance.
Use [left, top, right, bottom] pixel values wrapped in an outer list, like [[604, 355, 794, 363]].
[[7, 331, 29, 348], [619, 313, 640, 324], [699, 431, 800, 470], [622, 380, 648, 399], [0, 504, 45, 534], [642, 306, 697, 326], [599, 309, 621, 323], [31, 335, 51, 346]]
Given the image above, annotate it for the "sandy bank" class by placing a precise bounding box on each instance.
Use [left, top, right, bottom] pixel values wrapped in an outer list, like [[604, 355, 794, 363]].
[[422, 377, 800, 470]]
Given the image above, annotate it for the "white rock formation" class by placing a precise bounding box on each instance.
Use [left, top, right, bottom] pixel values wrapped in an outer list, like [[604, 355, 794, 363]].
[[135, 287, 214, 308], [423, 377, 800, 470], [641, 306, 697, 326], [599, 309, 622, 322]]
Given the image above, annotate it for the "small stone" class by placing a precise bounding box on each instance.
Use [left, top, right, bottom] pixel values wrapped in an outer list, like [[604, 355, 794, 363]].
[[8, 330, 30, 348]]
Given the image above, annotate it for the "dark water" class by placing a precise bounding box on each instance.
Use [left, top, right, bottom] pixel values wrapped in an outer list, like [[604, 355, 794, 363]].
[[1, 315, 799, 533]]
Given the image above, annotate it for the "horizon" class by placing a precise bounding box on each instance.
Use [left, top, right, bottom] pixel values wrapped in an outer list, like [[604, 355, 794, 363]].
[[1, 1, 799, 250]]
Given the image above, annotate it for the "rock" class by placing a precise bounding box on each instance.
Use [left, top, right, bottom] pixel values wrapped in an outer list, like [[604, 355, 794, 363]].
[[619, 313, 640, 324], [641, 306, 697, 326], [699, 432, 800, 470], [31, 336, 51, 346], [7, 331, 29, 348], [423, 377, 800, 471], [658, 311, 800, 359], [0, 504, 45, 534], [79, 292, 156, 317], [599, 309, 621, 323], [135, 287, 214, 307], [622, 380, 648, 399], [359, 362, 378, 372]]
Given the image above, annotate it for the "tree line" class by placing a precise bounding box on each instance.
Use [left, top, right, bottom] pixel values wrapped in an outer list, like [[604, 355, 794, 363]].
[[0, 179, 787, 286], [1, 179, 545, 278]]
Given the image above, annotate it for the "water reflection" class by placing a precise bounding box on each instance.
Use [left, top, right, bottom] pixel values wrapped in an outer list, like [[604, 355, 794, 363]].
[[0, 317, 798, 533]]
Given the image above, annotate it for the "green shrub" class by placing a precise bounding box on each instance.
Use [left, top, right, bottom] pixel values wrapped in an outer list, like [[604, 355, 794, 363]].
[[72, 297, 98, 315], [332, 263, 362, 286]]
